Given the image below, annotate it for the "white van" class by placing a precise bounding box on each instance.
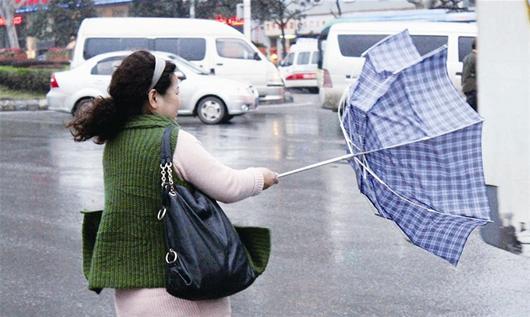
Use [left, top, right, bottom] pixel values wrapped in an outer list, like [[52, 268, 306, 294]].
[[72, 17, 285, 103], [278, 38, 319, 91], [317, 21, 477, 110]]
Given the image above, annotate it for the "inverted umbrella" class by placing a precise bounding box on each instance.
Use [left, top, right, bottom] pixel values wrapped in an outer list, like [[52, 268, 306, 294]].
[[279, 30, 490, 265]]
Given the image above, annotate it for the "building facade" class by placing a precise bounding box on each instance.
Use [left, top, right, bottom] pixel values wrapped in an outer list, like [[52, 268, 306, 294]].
[[0, 0, 130, 49], [255, 0, 417, 59]]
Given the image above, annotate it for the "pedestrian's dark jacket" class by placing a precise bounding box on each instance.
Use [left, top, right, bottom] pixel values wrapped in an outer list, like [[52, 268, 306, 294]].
[[461, 51, 477, 94]]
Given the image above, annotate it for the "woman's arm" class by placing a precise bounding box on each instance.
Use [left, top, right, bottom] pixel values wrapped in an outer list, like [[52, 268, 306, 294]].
[[172, 130, 275, 203]]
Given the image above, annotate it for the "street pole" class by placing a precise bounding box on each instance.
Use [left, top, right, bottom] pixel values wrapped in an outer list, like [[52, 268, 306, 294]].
[[190, 0, 195, 18], [243, 0, 251, 40]]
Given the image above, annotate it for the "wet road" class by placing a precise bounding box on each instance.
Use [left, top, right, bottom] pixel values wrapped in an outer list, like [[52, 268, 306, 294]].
[[1, 93, 529, 316]]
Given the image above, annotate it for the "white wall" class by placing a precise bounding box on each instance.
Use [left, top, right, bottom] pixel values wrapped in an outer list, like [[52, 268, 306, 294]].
[[478, 0, 529, 228]]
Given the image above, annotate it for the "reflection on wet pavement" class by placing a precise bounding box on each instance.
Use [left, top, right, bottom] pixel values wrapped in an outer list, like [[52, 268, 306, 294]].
[[1, 100, 529, 317], [480, 185, 530, 257]]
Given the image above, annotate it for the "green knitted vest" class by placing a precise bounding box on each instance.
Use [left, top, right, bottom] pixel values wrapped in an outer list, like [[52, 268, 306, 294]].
[[86, 114, 185, 290], [83, 114, 272, 293]]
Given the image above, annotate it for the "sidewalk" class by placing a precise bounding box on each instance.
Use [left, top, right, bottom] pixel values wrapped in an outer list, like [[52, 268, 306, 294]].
[[0, 99, 48, 111]]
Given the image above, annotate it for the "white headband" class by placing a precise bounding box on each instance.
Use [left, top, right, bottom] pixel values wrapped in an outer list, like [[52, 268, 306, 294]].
[[149, 55, 165, 90]]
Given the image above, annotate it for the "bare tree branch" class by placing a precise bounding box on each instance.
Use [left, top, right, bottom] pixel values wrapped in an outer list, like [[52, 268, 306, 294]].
[[0, 0, 25, 48]]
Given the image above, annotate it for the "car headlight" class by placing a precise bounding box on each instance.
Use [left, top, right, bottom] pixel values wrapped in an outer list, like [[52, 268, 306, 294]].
[[237, 86, 254, 96]]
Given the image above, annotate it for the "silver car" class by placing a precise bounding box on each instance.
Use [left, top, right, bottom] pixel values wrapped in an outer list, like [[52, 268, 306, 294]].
[[47, 51, 259, 124]]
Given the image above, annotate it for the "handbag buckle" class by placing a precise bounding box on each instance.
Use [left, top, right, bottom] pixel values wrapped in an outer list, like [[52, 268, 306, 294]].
[[166, 249, 178, 264], [157, 207, 167, 220]]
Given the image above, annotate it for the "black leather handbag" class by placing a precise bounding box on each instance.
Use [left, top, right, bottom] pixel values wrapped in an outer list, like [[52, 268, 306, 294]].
[[158, 126, 271, 300]]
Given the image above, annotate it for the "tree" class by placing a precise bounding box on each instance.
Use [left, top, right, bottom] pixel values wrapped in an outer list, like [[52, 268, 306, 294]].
[[406, 0, 469, 10], [129, 0, 189, 18], [252, 0, 321, 58], [195, 0, 240, 19], [130, 0, 242, 20], [0, 0, 24, 48], [29, 0, 96, 47], [406, 0, 435, 8], [330, 0, 342, 18]]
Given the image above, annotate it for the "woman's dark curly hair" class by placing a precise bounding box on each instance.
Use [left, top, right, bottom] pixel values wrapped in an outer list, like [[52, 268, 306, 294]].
[[67, 50, 176, 144]]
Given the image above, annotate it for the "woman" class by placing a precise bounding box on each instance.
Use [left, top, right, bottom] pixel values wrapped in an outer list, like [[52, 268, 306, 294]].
[[68, 50, 279, 317]]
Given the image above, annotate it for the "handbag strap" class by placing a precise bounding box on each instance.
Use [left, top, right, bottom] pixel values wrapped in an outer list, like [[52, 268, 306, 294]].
[[159, 126, 179, 263], [160, 125, 188, 190], [161, 126, 174, 165], [160, 126, 176, 195]]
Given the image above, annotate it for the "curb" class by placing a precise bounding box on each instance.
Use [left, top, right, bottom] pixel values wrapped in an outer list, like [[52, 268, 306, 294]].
[[0, 99, 48, 112]]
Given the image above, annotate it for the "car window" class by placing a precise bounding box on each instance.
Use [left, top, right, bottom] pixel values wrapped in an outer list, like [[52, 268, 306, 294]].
[[91, 56, 124, 75], [282, 53, 294, 66], [338, 34, 389, 57], [84, 38, 148, 60], [338, 34, 448, 57], [310, 51, 319, 64], [216, 38, 259, 60], [168, 54, 209, 75], [410, 35, 448, 56], [458, 36, 475, 62], [296, 52, 310, 65], [154, 38, 206, 61]]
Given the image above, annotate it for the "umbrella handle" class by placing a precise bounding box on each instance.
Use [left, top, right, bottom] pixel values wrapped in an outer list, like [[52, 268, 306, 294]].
[[278, 153, 356, 178]]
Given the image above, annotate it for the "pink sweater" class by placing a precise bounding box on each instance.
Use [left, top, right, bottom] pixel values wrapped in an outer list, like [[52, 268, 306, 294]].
[[114, 129, 264, 317], [173, 130, 264, 203]]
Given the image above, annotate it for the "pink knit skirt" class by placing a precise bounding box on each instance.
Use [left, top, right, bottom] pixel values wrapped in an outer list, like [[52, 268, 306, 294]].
[[114, 288, 231, 317]]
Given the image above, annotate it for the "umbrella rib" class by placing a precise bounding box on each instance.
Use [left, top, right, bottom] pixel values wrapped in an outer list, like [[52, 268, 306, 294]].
[[279, 118, 483, 178], [351, 151, 490, 222], [338, 105, 489, 220], [279, 96, 489, 221], [341, 120, 488, 218], [340, 116, 484, 160]]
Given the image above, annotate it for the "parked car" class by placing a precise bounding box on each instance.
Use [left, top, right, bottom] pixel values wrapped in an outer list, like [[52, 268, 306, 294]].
[[47, 51, 259, 124], [71, 17, 285, 103], [317, 21, 476, 111], [278, 38, 319, 92]]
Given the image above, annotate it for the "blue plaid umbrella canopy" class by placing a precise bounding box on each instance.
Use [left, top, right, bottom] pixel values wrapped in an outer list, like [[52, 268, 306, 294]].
[[340, 30, 491, 265]]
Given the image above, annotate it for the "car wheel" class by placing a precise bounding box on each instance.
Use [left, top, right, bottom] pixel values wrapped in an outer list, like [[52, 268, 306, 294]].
[[72, 97, 94, 116], [196, 96, 228, 124]]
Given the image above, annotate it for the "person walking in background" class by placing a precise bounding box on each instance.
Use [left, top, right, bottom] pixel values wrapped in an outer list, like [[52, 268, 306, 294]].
[[462, 39, 478, 111], [67, 50, 278, 317]]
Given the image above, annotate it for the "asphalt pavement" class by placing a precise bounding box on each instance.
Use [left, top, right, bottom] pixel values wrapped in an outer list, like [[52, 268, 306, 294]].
[[1, 92, 529, 317]]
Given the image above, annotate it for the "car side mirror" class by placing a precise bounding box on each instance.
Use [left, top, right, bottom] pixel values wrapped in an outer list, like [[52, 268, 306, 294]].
[[253, 52, 261, 61], [175, 71, 186, 81]]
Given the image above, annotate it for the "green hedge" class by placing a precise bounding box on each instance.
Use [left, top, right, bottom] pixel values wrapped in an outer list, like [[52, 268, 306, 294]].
[[0, 66, 53, 94], [0, 60, 69, 68]]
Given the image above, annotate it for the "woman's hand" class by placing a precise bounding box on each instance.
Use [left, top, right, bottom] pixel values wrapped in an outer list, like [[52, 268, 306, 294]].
[[261, 168, 279, 190]]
